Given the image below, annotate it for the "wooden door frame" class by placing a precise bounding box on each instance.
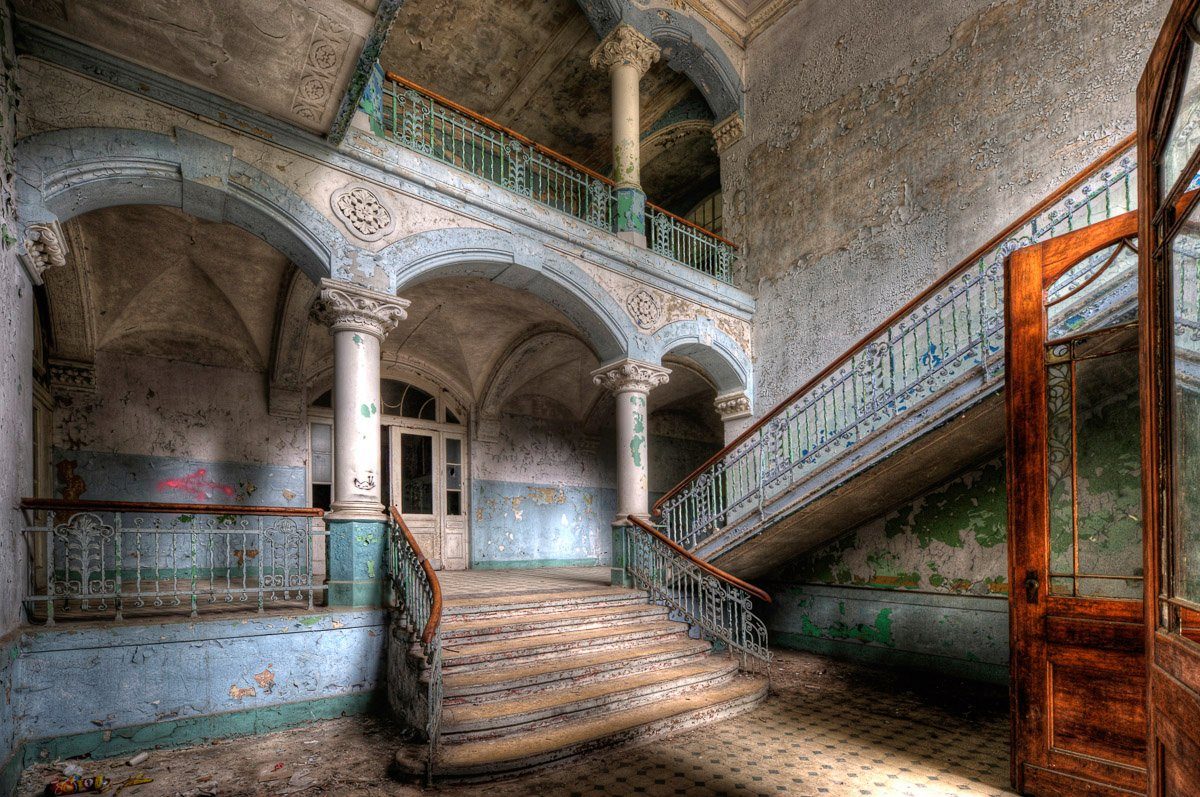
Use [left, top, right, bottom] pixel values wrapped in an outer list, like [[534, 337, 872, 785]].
[[1006, 209, 1144, 796], [1138, 2, 1200, 793]]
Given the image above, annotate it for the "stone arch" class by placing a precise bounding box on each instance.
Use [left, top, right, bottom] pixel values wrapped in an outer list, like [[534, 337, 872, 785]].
[[378, 227, 642, 364], [651, 319, 750, 398], [14, 127, 351, 283], [478, 323, 602, 423], [576, 0, 744, 121]]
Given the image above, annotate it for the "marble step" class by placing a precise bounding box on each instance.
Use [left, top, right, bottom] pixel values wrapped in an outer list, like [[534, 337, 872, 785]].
[[440, 620, 686, 669], [440, 658, 739, 742], [392, 674, 769, 782], [441, 602, 669, 643], [441, 637, 714, 704], [442, 587, 648, 622]]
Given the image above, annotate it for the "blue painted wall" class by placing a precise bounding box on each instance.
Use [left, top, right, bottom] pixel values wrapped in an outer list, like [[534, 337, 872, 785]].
[[471, 481, 617, 568]]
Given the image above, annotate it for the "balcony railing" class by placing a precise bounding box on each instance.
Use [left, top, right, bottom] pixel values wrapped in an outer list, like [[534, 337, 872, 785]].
[[655, 136, 1149, 553], [19, 499, 326, 624], [380, 73, 735, 282]]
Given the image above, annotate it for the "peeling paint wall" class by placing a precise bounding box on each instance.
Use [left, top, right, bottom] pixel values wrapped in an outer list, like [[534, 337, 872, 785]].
[[724, 0, 1168, 412], [0, 2, 31, 787], [764, 459, 1010, 683], [53, 351, 307, 508]]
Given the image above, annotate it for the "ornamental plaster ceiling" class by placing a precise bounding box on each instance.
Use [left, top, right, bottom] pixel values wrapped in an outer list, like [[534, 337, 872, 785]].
[[57, 205, 290, 370], [379, 0, 716, 186], [13, 0, 380, 133]]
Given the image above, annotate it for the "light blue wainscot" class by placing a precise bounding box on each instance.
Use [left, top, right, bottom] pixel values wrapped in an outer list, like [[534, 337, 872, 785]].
[[5, 609, 385, 791], [471, 481, 617, 569], [764, 583, 1010, 685]]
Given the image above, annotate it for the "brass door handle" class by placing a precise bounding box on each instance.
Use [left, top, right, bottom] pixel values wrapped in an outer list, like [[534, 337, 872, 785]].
[[1025, 569, 1040, 604]]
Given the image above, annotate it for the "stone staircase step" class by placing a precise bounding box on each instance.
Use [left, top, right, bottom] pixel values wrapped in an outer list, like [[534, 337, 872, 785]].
[[393, 674, 768, 782], [441, 620, 685, 668], [442, 587, 647, 622], [442, 637, 713, 703], [441, 602, 668, 643], [440, 658, 738, 741]]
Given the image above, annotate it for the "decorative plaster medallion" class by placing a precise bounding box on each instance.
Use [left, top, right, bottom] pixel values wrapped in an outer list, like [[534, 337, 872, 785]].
[[21, 220, 67, 285], [626, 288, 663, 330], [712, 113, 746, 154], [291, 14, 349, 123], [590, 24, 661, 77], [592, 359, 671, 394], [330, 184, 396, 242]]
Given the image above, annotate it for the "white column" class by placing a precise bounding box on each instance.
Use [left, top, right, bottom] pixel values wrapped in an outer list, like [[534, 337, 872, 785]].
[[592, 358, 671, 521], [314, 279, 410, 519], [591, 24, 660, 245], [714, 390, 754, 446]]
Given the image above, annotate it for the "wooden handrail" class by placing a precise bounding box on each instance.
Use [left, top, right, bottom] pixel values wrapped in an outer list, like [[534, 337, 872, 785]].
[[652, 132, 1138, 512], [383, 71, 736, 250], [626, 514, 771, 603], [389, 505, 443, 646], [19, 498, 323, 517]]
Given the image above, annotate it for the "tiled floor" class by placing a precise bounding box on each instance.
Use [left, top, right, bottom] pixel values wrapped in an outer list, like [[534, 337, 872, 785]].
[[438, 566, 612, 600], [19, 649, 1015, 797]]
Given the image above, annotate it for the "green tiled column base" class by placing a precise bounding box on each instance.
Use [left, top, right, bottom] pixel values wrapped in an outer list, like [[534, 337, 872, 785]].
[[610, 524, 631, 588], [326, 519, 386, 607]]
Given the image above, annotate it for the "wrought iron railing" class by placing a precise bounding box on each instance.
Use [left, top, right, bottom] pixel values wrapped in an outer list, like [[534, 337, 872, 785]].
[[624, 516, 770, 674], [647, 206, 735, 281], [386, 506, 443, 785], [379, 72, 734, 281], [19, 499, 326, 624], [656, 136, 1144, 552]]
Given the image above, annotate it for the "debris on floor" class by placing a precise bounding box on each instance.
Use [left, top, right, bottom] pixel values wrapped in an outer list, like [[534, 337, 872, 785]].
[[17, 650, 1014, 797]]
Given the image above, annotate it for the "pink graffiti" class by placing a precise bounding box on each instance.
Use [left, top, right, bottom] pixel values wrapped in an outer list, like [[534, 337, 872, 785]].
[[157, 468, 236, 501]]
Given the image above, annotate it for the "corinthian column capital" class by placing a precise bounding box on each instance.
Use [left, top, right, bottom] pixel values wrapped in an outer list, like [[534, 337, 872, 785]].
[[590, 24, 661, 77], [592, 358, 671, 394], [312, 278, 410, 339]]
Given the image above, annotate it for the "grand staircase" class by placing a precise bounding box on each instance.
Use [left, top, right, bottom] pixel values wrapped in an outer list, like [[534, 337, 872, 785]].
[[392, 584, 767, 780], [387, 513, 771, 784]]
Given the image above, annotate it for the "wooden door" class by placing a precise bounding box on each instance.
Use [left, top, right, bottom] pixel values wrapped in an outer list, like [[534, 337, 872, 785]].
[[441, 433, 469, 571], [1007, 210, 1148, 796], [392, 427, 441, 568], [1138, 2, 1200, 793]]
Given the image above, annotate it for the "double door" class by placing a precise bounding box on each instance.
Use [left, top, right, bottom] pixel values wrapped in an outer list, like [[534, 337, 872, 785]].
[[389, 425, 467, 570]]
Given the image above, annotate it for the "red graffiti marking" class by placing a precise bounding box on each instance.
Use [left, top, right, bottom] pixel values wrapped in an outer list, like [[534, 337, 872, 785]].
[[157, 468, 236, 501]]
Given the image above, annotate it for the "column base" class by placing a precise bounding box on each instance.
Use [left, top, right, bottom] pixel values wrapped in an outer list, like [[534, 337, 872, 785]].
[[326, 518, 387, 607], [327, 499, 386, 522]]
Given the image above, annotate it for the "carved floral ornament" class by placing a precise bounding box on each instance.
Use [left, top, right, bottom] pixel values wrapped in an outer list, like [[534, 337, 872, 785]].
[[330, 184, 396, 242], [312, 278, 410, 339], [21, 220, 67, 284], [714, 390, 752, 421], [626, 288, 663, 330], [590, 24, 662, 77], [592, 358, 671, 394], [712, 113, 746, 154]]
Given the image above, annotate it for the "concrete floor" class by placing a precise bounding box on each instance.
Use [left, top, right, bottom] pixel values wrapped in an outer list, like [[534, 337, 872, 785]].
[[18, 649, 1015, 797]]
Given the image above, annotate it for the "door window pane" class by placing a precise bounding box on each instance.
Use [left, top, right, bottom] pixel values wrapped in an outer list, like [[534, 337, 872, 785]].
[[1162, 38, 1200, 198], [1172, 206, 1200, 604], [311, 423, 333, 484], [1046, 241, 1138, 339], [445, 438, 462, 516], [401, 433, 434, 515]]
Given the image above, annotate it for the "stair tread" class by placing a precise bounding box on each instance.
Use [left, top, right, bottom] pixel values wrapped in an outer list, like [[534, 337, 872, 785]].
[[443, 602, 663, 633], [431, 675, 768, 769], [442, 620, 683, 660], [443, 587, 645, 611], [442, 658, 736, 727], [443, 638, 712, 690]]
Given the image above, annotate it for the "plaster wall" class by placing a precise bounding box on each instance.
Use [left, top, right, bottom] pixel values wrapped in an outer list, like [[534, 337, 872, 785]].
[[52, 351, 307, 508], [724, 0, 1168, 412], [1, 3, 32, 786]]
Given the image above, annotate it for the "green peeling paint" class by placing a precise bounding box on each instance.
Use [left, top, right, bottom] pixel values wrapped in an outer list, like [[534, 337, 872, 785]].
[[352, 333, 364, 347], [798, 608, 895, 647], [360, 403, 377, 418], [630, 407, 646, 468]]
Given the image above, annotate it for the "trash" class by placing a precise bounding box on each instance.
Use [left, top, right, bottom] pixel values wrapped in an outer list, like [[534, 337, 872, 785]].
[[114, 774, 153, 794], [43, 775, 108, 795], [125, 752, 149, 767], [59, 764, 84, 778], [256, 762, 290, 782]]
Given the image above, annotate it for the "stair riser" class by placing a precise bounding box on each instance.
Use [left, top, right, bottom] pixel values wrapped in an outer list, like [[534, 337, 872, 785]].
[[441, 608, 667, 644], [444, 594, 647, 622], [443, 646, 713, 704], [394, 680, 768, 783], [442, 627, 685, 669], [440, 667, 739, 742]]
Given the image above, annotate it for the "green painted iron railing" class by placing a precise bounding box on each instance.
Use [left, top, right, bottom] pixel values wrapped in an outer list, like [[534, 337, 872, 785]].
[[655, 137, 1146, 552], [379, 73, 735, 282]]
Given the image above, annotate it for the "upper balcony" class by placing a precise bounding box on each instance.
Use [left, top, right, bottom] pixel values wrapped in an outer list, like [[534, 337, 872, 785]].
[[361, 72, 736, 284]]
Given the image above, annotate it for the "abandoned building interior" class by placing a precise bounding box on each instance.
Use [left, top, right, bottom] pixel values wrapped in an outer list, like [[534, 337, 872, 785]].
[[5, 0, 1200, 795]]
